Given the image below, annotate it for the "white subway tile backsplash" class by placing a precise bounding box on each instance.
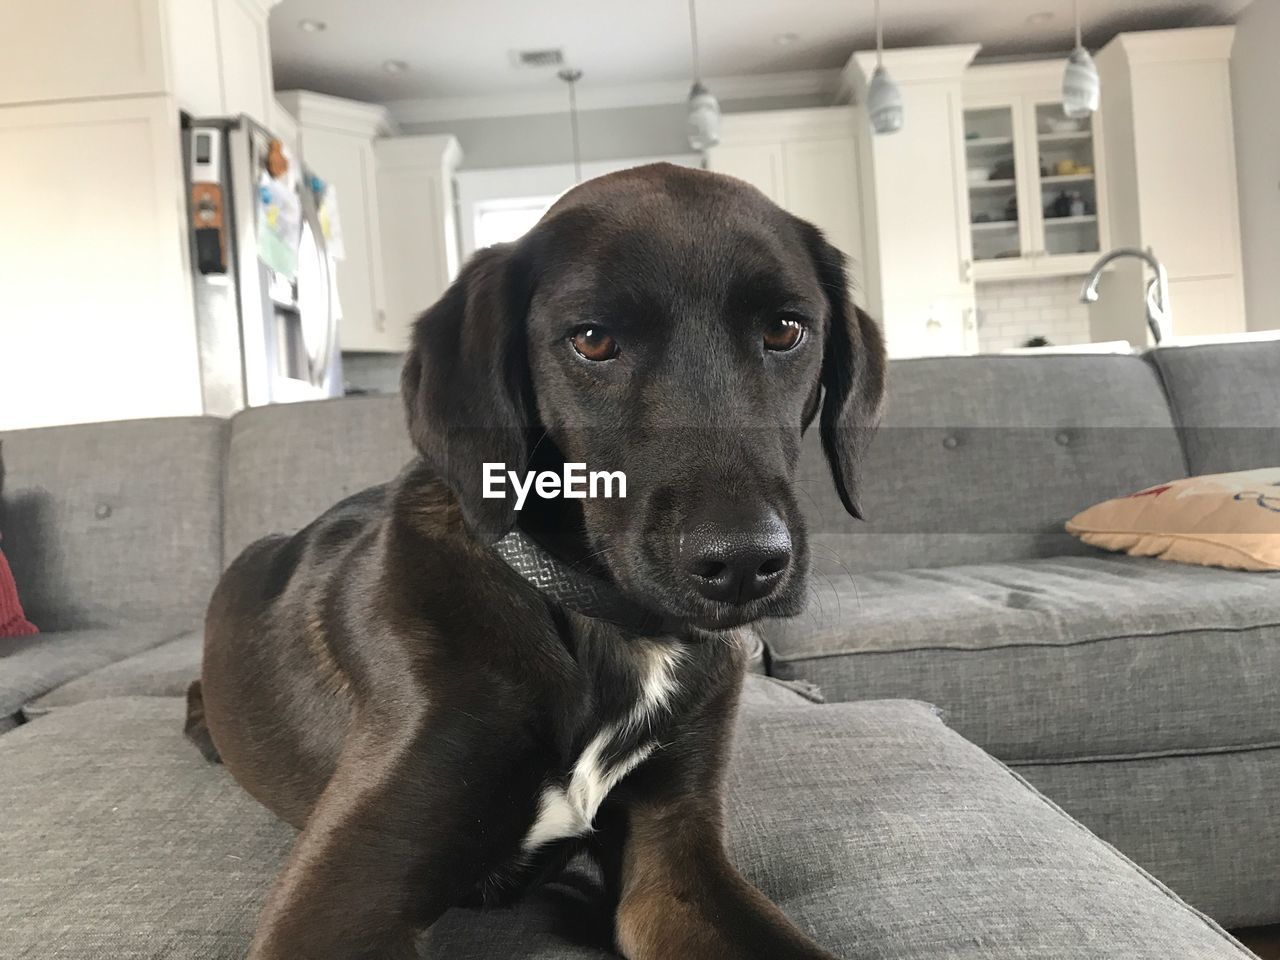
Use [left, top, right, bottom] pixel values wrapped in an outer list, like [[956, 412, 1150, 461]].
[[976, 275, 1093, 352]]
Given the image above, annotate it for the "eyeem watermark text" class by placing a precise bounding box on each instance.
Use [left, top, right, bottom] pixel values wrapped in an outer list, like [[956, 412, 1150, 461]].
[[483, 463, 627, 511]]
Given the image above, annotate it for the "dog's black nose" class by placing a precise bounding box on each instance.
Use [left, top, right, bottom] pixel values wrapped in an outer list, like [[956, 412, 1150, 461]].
[[683, 508, 792, 606]]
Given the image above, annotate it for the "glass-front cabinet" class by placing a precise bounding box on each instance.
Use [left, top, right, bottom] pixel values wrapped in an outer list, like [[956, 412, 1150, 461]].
[[962, 62, 1109, 280]]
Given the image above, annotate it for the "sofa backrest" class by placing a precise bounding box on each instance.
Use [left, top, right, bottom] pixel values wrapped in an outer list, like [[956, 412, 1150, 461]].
[[223, 395, 415, 560], [1149, 340, 1280, 476], [223, 354, 1191, 578], [795, 354, 1189, 574], [0, 417, 225, 631], [6, 347, 1245, 629]]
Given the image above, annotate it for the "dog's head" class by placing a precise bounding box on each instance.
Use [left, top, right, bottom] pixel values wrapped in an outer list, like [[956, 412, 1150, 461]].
[[403, 163, 885, 630]]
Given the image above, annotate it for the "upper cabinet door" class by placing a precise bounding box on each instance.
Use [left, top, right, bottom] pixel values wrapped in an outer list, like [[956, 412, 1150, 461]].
[[963, 102, 1032, 278], [214, 0, 275, 127], [964, 61, 1113, 281], [706, 143, 785, 204], [0, 0, 167, 106], [1130, 58, 1239, 280], [297, 128, 386, 352], [782, 137, 864, 269], [1029, 99, 1106, 273]]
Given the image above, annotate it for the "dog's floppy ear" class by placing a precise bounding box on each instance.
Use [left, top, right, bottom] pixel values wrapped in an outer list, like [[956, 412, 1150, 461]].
[[401, 242, 534, 541], [799, 223, 888, 520]]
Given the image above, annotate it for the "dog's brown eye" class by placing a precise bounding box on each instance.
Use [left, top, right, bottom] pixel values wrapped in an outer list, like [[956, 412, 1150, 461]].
[[763, 316, 804, 352], [570, 327, 619, 362]]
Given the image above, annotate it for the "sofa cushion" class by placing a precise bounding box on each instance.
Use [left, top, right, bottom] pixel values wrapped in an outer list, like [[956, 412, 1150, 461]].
[[19, 629, 771, 719], [0, 692, 1250, 959], [1016, 745, 1280, 929], [795, 354, 1187, 575], [0, 417, 225, 631], [1067, 468, 1280, 572], [1150, 340, 1280, 475], [0, 625, 185, 724], [23, 629, 202, 718], [223, 396, 415, 559], [765, 554, 1280, 762]]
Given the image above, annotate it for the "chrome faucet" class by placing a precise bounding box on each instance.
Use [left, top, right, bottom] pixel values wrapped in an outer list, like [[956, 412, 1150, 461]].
[[1080, 247, 1173, 344]]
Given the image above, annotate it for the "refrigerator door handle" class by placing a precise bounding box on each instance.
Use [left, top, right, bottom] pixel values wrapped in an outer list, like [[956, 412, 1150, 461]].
[[307, 245, 336, 389], [296, 185, 338, 390]]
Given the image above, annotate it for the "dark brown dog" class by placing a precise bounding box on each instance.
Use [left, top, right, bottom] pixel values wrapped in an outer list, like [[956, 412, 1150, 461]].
[[195, 163, 886, 959]]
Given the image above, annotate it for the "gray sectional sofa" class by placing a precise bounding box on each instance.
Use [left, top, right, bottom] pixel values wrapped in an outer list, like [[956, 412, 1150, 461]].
[[771, 340, 1280, 929], [1, 341, 1276, 958]]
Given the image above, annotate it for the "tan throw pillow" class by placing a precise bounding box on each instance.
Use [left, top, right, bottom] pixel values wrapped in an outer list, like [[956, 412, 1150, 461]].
[[1067, 468, 1280, 572]]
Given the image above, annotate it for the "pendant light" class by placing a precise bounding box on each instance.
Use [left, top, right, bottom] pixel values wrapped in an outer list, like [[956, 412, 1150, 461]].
[[558, 68, 584, 183], [866, 0, 903, 135], [685, 0, 721, 151], [1062, 0, 1100, 119]]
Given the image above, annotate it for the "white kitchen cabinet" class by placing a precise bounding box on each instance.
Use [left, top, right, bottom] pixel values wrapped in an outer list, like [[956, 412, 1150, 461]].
[[0, 0, 280, 430], [962, 61, 1112, 281], [374, 136, 464, 351], [707, 109, 867, 288], [0, 95, 203, 429], [164, 0, 224, 115], [1094, 27, 1246, 342], [0, 0, 278, 126], [708, 142, 785, 205], [212, 0, 276, 125], [781, 137, 864, 270], [278, 92, 398, 353], [0, 0, 168, 105], [843, 45, 981, 358]]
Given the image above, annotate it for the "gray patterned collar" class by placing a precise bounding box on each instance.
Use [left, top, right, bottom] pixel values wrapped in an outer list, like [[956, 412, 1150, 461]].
[[492, 529, 680, 636]]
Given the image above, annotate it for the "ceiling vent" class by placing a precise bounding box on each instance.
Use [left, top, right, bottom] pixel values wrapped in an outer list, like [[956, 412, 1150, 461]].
[[512, 48, 565, 69]]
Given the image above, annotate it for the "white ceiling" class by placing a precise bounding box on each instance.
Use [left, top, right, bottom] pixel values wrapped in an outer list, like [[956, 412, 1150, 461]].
[[270, 0, 1250, 110]]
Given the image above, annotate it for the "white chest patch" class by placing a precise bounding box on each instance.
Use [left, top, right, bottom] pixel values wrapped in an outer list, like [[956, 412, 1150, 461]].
[[521, 643, 684, 852]]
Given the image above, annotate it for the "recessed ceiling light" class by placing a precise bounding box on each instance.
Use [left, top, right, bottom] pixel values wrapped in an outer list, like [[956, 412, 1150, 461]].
[[383, 59, 409, 74], [1026, 11, 1055, 25], [297, 19, 326, 33], [774, 32, 800, 46]]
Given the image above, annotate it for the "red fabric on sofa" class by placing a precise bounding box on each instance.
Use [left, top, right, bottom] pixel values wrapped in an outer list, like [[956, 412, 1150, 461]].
[[0, 541, 37, 638], [0, 445, 38, 637]]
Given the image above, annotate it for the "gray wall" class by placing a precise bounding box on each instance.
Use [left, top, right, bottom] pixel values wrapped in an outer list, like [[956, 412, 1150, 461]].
[[401, 94, 827, 170], [1231, 0, 1280, 331]]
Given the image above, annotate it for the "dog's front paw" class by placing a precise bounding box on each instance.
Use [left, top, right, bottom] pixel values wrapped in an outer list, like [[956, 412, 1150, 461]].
[[617, 889, 840, 960]]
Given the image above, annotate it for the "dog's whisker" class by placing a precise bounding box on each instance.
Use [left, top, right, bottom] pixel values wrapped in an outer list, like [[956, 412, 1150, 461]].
[[809, 544, 860, 587], [522, 429, 552, 470]]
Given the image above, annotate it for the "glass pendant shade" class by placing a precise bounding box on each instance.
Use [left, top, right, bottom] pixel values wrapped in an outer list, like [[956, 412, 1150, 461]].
[[867, 66, 904, 135], [1062, 45, 1100, 119], [686, 81, 722, 150]]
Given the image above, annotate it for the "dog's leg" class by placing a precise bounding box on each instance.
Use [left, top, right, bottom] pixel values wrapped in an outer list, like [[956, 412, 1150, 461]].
[[611, 686, 840, 960], [614, 799, 839, 960], [183, 680, 221, 763], [245, 711, 534, 960]]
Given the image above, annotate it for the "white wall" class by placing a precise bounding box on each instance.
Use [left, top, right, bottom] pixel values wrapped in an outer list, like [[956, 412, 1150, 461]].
[[1232, 0, 1280, 331]]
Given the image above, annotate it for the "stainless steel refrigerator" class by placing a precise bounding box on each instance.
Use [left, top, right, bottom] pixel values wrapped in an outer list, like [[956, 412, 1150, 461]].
[[183, 114, 342, 416]]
